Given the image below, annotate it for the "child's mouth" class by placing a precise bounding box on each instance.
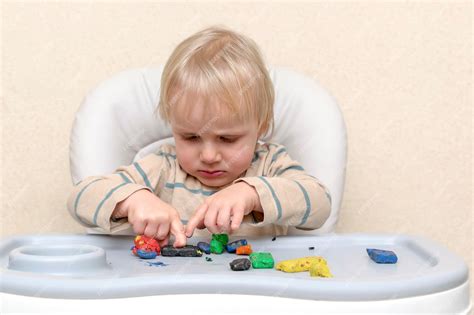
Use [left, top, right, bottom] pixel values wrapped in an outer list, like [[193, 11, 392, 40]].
[[198, 170, 225, 178]]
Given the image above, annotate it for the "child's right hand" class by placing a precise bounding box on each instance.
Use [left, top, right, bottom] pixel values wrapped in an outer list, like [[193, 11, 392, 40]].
[[112, 189, 187, 248]]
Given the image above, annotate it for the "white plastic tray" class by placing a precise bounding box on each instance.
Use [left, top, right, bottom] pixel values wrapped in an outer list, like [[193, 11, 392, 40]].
[[0, 233, 468, 302]]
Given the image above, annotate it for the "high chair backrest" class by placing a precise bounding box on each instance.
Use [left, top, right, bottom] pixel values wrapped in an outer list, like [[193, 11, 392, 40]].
[[69, 66, 347, 235]]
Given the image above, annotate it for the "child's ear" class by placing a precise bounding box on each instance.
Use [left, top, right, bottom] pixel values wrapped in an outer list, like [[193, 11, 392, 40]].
[[257, 122, 268, 138]]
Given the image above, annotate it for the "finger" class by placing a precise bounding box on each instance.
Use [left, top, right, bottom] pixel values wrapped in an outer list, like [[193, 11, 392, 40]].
[[196, 218, 206, 229], [216, 206, 231, 233], [158, 235, 169, 248], [170, 217, 187, 247], [143, 221, 159, 239], [131, 218, 147, 235], [204, 204, 220, 234], [155, 223, 170, 240], [230, 207, 245, 233], [185, 203, 208, 237]]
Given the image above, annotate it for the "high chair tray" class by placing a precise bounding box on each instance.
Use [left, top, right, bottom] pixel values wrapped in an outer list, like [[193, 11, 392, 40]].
[[0, 233, 468, 301]]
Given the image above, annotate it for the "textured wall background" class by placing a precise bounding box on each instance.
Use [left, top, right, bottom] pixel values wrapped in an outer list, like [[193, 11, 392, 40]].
[[1, 0, 472, 299]]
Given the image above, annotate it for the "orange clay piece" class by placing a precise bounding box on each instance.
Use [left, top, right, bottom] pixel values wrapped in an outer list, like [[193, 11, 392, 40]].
[[236, 244, 253, 255]]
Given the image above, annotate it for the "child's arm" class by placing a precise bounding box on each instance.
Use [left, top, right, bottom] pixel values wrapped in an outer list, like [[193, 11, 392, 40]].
[[232, 144, 332, 230], [67, 151, 172, 234]]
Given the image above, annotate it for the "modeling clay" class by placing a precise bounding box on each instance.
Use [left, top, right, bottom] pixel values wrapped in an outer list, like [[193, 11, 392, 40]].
[[236, 244, 253, 255], [276, 256, 326, 273], [271, 236, 276, 241], [131, 235, 161, 258], [210, 239, 224, 254], [249, 252, 274, 269], [205, 256, 213, 262], [136, 249, 158, 259], [226, 239, 247, 253], [308, 246, 315, 250], [309, 257, 332, 278], [211, 233, 229, 246], [161, 245, 203, 257], [230, 258, 251, 271], [366, 248, 398, 264], [197, 241, 211, 254]]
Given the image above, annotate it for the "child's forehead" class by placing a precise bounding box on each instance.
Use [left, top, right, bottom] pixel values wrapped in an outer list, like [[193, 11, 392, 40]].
[[171, 110, 249, 134], [170, 93, 253, 133]]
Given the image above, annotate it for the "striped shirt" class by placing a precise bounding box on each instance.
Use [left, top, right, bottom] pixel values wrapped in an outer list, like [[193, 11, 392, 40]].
[[67, 142, 332, 237]]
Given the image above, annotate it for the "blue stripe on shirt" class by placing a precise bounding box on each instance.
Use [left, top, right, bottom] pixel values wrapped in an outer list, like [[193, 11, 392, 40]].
[[317, 182, 332, 205], [271, 147, 287, 163], [93, 175, 132, 225], [117, 172, 131, 183], [165, 182, 217, 196], [307, 175, 332, 206], [325, 191, 332, 205], [133, 162, 152, 190], [276, 165, 305, 176], [74, 178, 103, 226], [293, 181, 311, 226], [157, 151, 176, 159], [258, 176, 283, 220]]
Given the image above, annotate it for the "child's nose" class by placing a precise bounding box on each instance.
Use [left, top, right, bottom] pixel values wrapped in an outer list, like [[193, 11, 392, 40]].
[[200, 145, 222, 164]]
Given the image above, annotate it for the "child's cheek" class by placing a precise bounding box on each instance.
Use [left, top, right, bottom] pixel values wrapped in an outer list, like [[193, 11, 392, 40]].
[[228, 147, 253, 172], [176, 146, 195, 172]]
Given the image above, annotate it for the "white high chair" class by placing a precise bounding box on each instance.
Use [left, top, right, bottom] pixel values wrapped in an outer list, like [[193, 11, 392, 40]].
[[1, 67, 470, 314], [60, 67, 470, 313], [69, 65, 348, 236]]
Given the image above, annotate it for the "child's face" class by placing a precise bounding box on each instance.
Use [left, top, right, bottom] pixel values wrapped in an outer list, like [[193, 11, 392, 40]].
[[170, 96, 261, 188]]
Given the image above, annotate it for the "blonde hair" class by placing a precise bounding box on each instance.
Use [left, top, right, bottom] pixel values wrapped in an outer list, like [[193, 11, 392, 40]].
[[156, 25, 274, 138]]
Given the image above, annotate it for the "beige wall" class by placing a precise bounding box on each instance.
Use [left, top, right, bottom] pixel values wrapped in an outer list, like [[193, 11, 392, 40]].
[[1, 0, 472, 298]]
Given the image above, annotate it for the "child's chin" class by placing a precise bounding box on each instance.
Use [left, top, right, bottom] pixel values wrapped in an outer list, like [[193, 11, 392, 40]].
[[199, 177, 231, 188]]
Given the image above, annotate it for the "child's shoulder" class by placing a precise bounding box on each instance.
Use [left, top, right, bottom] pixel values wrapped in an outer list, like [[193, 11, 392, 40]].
[[156, 143, 176, 153], [254, 141, 290, 166], [256, 141, 287, 155], [154, 143, 177, 160]]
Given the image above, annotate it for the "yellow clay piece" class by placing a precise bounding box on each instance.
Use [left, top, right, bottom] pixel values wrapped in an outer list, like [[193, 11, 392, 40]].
[[309, 258, 333, 278], [276, 256, 325, 273], [276, 256, 333, 278]]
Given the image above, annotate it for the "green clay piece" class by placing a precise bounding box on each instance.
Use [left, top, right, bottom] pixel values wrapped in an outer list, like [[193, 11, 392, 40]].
[[205, 256, 213, 262], [249, 252, 274, 269], [212, 233, 229, 246], [210, 239, 224, 254]]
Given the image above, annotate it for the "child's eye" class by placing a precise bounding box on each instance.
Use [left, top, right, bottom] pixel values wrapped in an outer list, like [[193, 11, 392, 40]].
[[220, 137, 236, 143], [184, 136, 199, 142]]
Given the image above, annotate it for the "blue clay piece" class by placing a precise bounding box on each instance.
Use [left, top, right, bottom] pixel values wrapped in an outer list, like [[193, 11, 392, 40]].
[[226, 239, 248, 253], [366, 248, 398, 264], [137, 249, 158, 259], [197, 242, 211, 254]]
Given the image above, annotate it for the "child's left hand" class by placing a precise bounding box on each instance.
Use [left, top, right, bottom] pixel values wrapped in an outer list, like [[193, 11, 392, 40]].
[[185, 182, 260, 237]]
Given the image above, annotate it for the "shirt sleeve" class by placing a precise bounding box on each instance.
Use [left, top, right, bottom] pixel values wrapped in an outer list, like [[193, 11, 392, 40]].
[[66, 152, 172, 234], [232, 144, 332, 230]]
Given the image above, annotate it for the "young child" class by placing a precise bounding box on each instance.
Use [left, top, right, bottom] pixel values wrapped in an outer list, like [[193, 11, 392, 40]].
[[67, 25, 331, 248]]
